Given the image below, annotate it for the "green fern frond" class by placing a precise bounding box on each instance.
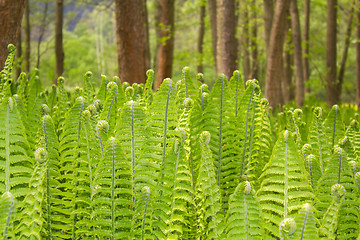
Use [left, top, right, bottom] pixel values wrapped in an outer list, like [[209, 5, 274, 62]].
[[0, 44, 16, 92], [195, 131, 224, 239], [324, 105, 345, 150], [0, 192, 14, 240], [225, 180, 264, 239], [257, 130, 313, 240], [288, 203, 319, 240], [96, 75, 109, 103], [142, 70, 154, 108]]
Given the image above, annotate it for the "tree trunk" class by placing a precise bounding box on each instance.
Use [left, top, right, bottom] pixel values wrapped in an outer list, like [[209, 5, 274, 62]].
[[153, 0, 161, 72], [282, 18, 294, 103], [15, 29, 22, 78], [263, 0, 274, 55], [197, 2, 206, 73], [37, 2, 49, 69], [24, 0, 30, 73], [0, 0, 25, 70], [357, 0, 360, 106], [156, 0, 175, 88], [265, 0, 290, 108], [208, 0, 217, 70], [115, 0, 150, 85], [216, 0, 238, 78], [250, 0, 258, 80], [303, 0, 310, 89], [290, 0, 305, 106], [55, 0, 64, 82], [325, 0, 338, 106], [243, 0, 251, 80], [337, 1, 355, 98]]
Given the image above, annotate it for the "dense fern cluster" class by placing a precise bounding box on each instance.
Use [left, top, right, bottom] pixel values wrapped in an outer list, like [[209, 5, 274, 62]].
[[1, 45, 360, 239]]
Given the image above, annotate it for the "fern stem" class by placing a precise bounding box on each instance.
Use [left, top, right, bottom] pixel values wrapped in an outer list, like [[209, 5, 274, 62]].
[[332, 106, 338, 147], [141, 188, 151, 240], [162, 80, 172, 168], [284, 131, 289, 219], [183, 68, 188, 98], [338, 148, 343, 184], [5, 101, 9, 193], [244, 193, 249, 240], [43, 117, 52, 239], [240, 82, 255, 178], [307, 155, 314, 189], [111, 138, 115, 240], [316, 121, 324, 174], [235, 72, 240, 117], [107, 90, 117, 122], [131, 101, 135, 204], [217, 74, 224, 186], [3, 193, 14, 240], [300, 204, 310, 240]]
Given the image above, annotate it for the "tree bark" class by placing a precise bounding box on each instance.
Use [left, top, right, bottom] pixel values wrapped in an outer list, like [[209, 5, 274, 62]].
[[156, 0, 175, 88], [357, 0, 360, 106], [263, 0, 274, 55], [115, 0, 150, 85], [282, 18, 294, 103], [337, 1, 355, 99], [153, 0, 161, 72], [197, 1, 206, 73], [216, 0, 238, 78], [265, 0, 290, 108], [250, 0, 258, 80], [0, 0, 26, 70], [37, 2, 49, 69], [208, 0, 217, 70], [15, 29, 22, 78], [325, 0, 338, 106], [24, 0, 30, 73], [243, 0, 251, 80], [290, 0, 305, 106], [303, 0, 310, 88], [55, 0, 64, 82]]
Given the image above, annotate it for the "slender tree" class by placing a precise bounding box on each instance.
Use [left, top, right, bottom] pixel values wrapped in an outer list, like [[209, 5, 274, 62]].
[[208, 0, 217, 70], [24, 0, 30, 73], [290, 0, 305, 106], [156, 0, 175, 88], [55, 0, 64, 81], [337, 1, 355, 99], [357, 0, 360, 106], [265, 0, 290, 108], [115, 0, 150, 85], [282, 17, 294, 103], [216, 0, 238, 78], [197, 1, 206, 73], [0, 0, 26, 70], [303, 0, 310, 87], [16, 30, 22, 78], [242, 0, 251, 80], [325, 0, 338, 106], [37, 2, 49, 69], [153, 0, 161, 72], [263, 0, 274, 55], [250, 0, 258, 80]]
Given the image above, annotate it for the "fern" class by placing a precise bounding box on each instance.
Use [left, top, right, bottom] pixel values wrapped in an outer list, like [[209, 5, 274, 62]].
[[291, 203, 319, 240], [257, 130, 313, 240], [195, 131, 224, 239], [225, 180, 264, 239], [0, 192, 14, 240], [93, 137, 133, 239]]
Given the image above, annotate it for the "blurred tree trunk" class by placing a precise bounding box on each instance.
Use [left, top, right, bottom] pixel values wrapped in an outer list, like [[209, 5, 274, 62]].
[[115, 0, 150, 85], [250, 0, 258, 80], [16, 30, 22, 78], [55, 0, 64, 82], [337, 2, 355, 100], [290, 0, 304, 106], [153, 0, 161, 72], [357, 0, 360, 106], [325, 0, 338, 106], [216, 0, 237, 78], [282, 18, 294, 103], [263, 0, 274, 55], [208, 0, 217, 70], [156, 0, 175, 88], [197, 1, 206, 73], [24, 0, 30, 73], [37, 2, 49, 69], [0, 0, 25, 70], [242, 0, 250, 80], [303, 0, 310, 90], [265, 0, 290, 108]]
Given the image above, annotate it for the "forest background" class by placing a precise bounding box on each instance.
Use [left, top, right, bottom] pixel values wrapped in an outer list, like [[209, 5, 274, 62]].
[[0, 0, 358, 108]]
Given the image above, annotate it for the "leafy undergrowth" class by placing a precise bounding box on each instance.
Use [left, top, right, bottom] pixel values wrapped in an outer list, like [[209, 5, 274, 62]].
[[1, 45, 360, 239]]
